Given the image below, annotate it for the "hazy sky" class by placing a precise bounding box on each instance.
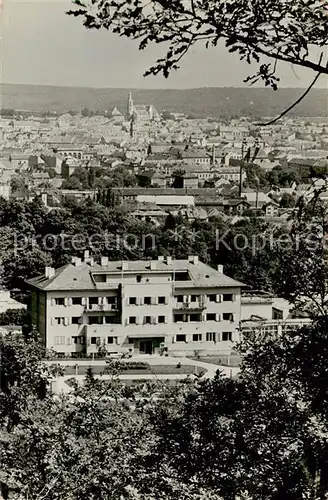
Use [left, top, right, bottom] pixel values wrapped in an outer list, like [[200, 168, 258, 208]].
[[1, 0, 327, 89]]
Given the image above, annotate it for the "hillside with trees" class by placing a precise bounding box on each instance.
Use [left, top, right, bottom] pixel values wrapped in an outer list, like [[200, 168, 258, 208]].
[[2, 84, 327, 118]]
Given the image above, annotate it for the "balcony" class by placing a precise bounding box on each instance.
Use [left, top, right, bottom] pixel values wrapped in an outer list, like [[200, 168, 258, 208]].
[[173, 301, 206, 311], [84, 304, 118, 312]]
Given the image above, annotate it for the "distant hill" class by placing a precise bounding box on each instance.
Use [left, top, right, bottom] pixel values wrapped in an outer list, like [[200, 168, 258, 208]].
[[1, 84, 327, 119]]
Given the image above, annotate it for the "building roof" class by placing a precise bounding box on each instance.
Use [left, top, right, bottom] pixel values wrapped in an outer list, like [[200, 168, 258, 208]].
[[180, 150, 211, 159], [26, 258, 245, 291], [9, 154, 30, 160], [288, 158, 317, 166], [111, 107, 122, 117]]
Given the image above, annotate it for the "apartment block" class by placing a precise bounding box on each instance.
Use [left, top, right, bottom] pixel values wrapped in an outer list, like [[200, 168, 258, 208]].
[[26, 255, 244, 356]]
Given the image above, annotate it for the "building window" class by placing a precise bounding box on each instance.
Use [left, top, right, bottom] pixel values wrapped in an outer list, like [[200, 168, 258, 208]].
[[72, 297, 83, 305], [136, 274, 142, 283], [129, 316, 136, 324], [223, 313, 234, 321], [105, 316, 116, 324], [129, 297, 137, 305], [144, 316, 152, 324], [88, 316, 102, 325], [90, 337, 98, 345], [54, 317, 65, 325], [206, 313, 216, 321], [174, 314, 184, 323], [176, 334, 186, 342], [158, 316, 165, 324], [54, 336, 65, 345], [107, 296, 116, 304], [208, 294, 216, 302], [222, 332, 232, 341], [206, 332, 216, 342], [158, 296, 166, 304], [190, 314, 201, 322], [174, 272, 191, 281], [107, 336, 118, 344], [72, 317, 80, 324], [193, 333, 202, 341], [191, 295, 198, 302], [94, 274, 106, 283], [89, 297, 98, 305], [176, 295, 184, 302], [223, 294, 233, 302], [55, 298, 65, 306], [272, 308, 283, 320], [144, 297, 151, 305]]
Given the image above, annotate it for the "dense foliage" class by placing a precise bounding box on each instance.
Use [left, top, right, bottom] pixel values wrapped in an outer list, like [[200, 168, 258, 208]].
[[0, 309, 27, 327], [0, 194, 326, 308], [1, 313, 328, 499]]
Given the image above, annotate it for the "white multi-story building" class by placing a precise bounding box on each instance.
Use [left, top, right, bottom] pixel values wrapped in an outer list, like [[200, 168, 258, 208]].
[[241, 291, 311, 336], [26, 255, 244, 356]]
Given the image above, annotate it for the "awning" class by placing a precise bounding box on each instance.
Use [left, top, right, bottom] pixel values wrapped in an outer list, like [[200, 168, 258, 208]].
[[128, 335, 166, 340]]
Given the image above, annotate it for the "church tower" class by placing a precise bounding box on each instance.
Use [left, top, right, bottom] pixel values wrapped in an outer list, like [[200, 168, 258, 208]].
[[127, 92, 134, 120]]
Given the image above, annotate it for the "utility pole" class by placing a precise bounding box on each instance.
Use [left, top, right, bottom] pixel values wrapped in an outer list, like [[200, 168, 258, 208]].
[[239, 138, 247, 198], [254, 138, 260, 209]]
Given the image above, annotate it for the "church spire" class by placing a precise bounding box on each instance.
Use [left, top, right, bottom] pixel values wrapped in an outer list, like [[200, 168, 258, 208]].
[[127, 92, 134, 119]]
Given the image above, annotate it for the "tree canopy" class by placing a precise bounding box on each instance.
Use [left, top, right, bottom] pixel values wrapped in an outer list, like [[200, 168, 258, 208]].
[[1, 313, 328, 498], [68, 0, 328, 91]]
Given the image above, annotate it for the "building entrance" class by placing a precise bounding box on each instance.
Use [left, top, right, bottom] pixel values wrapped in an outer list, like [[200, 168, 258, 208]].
[[139, 340, 153, 354]]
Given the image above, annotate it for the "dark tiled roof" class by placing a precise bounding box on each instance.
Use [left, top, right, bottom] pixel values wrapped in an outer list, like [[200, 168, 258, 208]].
[[26, 259, 245, 291]]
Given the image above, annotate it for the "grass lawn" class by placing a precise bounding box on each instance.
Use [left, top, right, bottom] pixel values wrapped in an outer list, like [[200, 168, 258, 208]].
[[188, 355, 241, 367], [64, 364, 206, 376], [146, 364, 206, 375]]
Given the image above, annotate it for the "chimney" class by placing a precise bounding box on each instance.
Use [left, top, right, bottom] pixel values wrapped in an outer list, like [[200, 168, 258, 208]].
[[158, 256, 164, 262], [122, 261, 129, 271], [217, 264, 224, 273], [166, 256, 172, 265], [45, 266, 55, 279], [41, 193, 47, 206], [101, 256, 109, 267], [150, 261, 157, 270], [84, 250, 90, 261], [71, 257, 82, 267]]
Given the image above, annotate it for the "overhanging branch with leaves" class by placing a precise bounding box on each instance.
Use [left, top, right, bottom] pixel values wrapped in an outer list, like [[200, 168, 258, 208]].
[[67, 0, 328, 90]]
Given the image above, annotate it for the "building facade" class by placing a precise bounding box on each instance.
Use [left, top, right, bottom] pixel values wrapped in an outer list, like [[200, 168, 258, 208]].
[[26, 255, 244, 356], [240, 291, 311, 336]]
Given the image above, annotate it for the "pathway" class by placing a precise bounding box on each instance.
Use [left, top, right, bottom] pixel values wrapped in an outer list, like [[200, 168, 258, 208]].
[[48, 355, 240, 395]]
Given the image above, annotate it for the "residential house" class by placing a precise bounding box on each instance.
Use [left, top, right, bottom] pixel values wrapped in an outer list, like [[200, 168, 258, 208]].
[[180, 149, 212, 166], [148, 142, 173, 154], [243, 191, 273, 209], [54, 146, 84, 159], [215, 166, 246, 183], [262, 200, 280, 217], [8, 154, 30, 170]]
